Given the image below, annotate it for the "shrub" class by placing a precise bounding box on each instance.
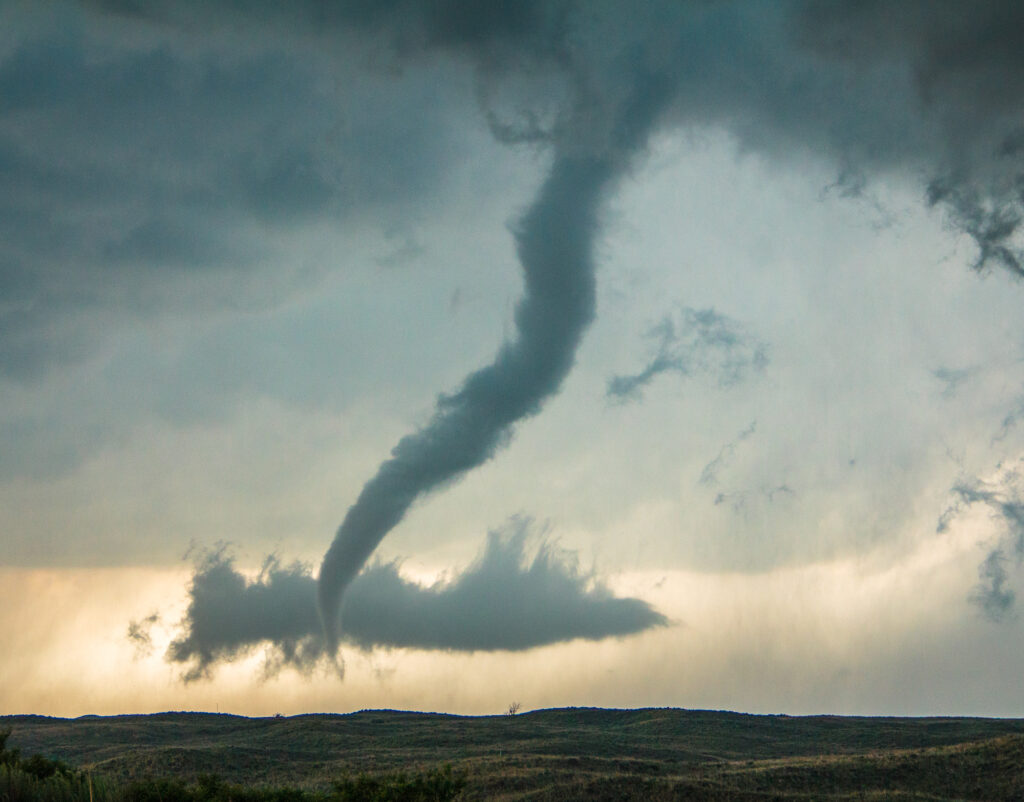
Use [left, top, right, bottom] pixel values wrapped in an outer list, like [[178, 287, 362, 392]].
[[20, 754, 73, 781], [0, 727, 21, 767], [331, 764, 466, 802], [119, 776, 194, 802]]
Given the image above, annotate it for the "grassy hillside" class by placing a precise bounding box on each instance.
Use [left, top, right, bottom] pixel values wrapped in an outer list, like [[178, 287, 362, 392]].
[[4, 708, 1024, 800]]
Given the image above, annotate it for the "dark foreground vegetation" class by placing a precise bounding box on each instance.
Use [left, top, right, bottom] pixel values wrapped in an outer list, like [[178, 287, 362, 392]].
[[2, 727, 463, 802], [3, 708, 1024, 800]]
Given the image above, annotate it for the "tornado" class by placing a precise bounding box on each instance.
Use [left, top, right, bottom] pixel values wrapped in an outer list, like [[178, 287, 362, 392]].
[[318, 74, 672, 654]]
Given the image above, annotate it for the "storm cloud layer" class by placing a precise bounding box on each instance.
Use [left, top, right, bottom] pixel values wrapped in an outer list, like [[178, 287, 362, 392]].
[[5, 1, 1021, 386], [5, 0, 1024, 689], [165, 520, 667, 681]]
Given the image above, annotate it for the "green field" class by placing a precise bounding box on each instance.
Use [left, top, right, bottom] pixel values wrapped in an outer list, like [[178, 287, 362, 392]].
[[4, 708, 1024, 800]]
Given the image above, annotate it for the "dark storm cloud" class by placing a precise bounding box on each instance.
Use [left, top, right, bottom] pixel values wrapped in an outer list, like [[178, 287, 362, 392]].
[[939, 462, 1024, 621], [607, 307, 768, 403], [85, 0, 571, 56], [0, 3, 472, 378], [165, 521, 667, 681], [1, 1, 1019, 382], [791, 0, 1024, 275], [4, 1, 1023, 382]]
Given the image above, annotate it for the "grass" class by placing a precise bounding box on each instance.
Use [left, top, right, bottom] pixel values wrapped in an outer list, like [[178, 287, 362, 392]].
[[3, 709, 1024, 800]]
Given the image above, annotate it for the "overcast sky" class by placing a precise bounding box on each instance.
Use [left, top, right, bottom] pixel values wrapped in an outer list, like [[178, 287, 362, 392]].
[[3, 0, 1024, 718]]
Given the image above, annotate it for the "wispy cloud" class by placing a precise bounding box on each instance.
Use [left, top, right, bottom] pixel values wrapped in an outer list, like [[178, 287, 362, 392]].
[[939, 460, 1024, 621], [994, 396, 1024, 443], [607, 307, 768, 403], [700, 421, 758, 486], [969, 550, 1015, 622], [126, 612, 160, 658], [932, 367, 975, 400]]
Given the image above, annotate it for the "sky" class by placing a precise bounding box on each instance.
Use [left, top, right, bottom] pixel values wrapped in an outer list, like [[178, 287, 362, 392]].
[[3, 0, 1024, 718]]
